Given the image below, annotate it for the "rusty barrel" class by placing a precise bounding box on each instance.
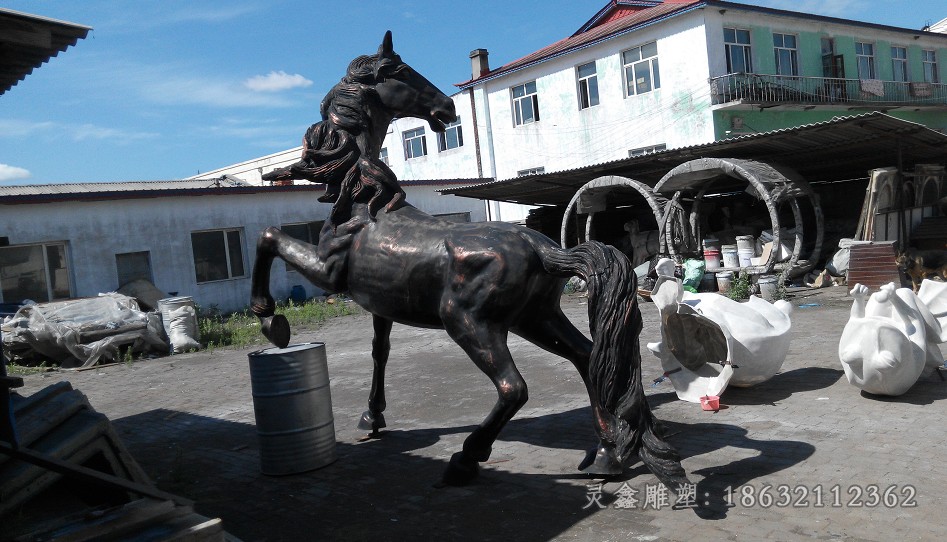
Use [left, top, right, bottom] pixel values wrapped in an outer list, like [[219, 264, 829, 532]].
[[247, 342, 336, 475]]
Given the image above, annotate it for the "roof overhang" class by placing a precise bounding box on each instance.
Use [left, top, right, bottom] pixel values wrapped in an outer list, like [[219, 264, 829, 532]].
[[441, 112, 947, 206], [0, 8, 91, 96]]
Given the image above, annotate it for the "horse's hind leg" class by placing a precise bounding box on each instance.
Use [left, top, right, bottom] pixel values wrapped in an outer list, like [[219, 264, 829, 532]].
[[250, 227, 291, 348], [358, 315, 392, 434], [441, 319, 527, 486], [515, 311, 624, 476]]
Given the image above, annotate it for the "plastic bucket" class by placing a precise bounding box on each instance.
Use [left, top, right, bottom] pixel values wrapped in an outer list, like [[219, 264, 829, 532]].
[[721, 245, 739, 268], [757, 275, 779, 301], [700, 395, 720, 411], [704, 248, 721, 270], [738, 249, 754, 267], [735, 235, 755, 252], [700, 272, 716, 292], [289, 285, 306, 304], [702, 237, 721, 252], [158, 296, 199, 341], [248, 342, 337, 475], [715, 271, 733, 293]]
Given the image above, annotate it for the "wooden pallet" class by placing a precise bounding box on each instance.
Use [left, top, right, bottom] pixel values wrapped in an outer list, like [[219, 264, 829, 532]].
[[847, 241, 903, 290]]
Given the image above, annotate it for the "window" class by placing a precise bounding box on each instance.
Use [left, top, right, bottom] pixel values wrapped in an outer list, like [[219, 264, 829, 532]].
[[116, 251, 153, 287], [281, 221, 324, 246], [437, 117, 464, 151], [517, 167, 545, 176], [281, 222, 324, 274], [379, 147, 389, 166], [403, 127, 427, 159], [891, 46, 908, 82], [923, 49, 939, 83], [623, 42, 660, 96], [0, 242, 71, 303], [628, 144, 667, 157], [724, 28, 753, 73], [773, 33, 798, 76], [434, 212, 471, 223], [855, 41, 876, 79], [576, 62, 599, 109], [512, 81, 539, 126], [191, 229, 245, 283]]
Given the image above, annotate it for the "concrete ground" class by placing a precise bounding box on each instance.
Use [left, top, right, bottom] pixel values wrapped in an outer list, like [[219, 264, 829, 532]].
[[13, 285, 947, 542]]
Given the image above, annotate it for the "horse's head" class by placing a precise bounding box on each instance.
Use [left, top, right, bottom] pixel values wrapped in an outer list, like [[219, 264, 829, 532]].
[[369, 31, 456, 132]]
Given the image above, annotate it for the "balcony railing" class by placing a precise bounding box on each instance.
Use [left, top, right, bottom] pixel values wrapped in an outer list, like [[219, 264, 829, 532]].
[[710, 73, 947, 107]]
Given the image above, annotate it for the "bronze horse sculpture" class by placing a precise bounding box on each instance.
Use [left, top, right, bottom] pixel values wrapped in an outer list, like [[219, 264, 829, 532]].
[[251, 32, 689, 490]]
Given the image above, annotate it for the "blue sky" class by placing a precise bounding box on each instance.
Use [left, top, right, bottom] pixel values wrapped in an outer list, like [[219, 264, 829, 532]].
[[0, 0, 942, 184]]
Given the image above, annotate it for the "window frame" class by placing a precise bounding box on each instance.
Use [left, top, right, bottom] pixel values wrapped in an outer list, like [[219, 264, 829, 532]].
[[0, 241, 72, 304], [772, 32, 799, 76], [576, 61, 600, 109], [622, 42, 661, 96], [437, 117, 464, 151], [891, 46, 908, 82], [190, 228, 246, 284], [855, 41, 876, 79], [379, 147, 389, 166], [511, 81, 540, 126], [402, 127, 427, 160], [922, 49, 939, 83], [724, 27, 753, 74], [516, 166, 545, 176], [628, 143, 667, 158]]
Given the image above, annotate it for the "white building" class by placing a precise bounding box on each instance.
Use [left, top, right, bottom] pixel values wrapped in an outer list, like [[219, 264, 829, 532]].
[[199, 0, 947, 224]]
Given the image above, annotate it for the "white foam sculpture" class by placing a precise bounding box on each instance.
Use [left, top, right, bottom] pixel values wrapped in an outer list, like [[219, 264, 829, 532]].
[[839, 281, 947, 396], [647, 258, 794, 403]]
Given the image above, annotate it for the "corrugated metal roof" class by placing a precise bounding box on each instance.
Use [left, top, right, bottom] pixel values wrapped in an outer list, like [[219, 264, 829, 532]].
[[440, 112, 947, 206], [0, 8, 91, 96], [0, 177, 250, 197], [0, 177, 495, 205]]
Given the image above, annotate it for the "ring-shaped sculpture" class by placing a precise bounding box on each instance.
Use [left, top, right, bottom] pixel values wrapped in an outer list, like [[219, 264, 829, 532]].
[[249, 32, 688, 491]]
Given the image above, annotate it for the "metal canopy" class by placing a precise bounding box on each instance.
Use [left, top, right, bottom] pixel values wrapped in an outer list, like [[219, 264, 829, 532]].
[[441, 113, 947, 205], [0, 8, 91, 96]]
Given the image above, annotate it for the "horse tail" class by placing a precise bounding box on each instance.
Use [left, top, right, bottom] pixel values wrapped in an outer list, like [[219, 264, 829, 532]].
[[537, 241, 688, 491]]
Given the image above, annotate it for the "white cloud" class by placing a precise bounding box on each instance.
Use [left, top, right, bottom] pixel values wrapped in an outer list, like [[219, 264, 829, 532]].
[[70, 124, 158, 142], [0, 119, 56, 137], [0, 118, 156, 143], [730, 0, 862, 19], [0, 164, 32, 183], [244, 71, 314, 93]]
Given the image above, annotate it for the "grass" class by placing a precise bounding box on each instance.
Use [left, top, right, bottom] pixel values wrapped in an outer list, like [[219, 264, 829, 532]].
[[3, 297, 361, 374], [198, 297, 360, 351], [725, 271, 752, 300]]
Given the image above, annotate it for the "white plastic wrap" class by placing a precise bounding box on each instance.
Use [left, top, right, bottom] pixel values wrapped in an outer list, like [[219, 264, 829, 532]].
[[1, 293, 169, 369]]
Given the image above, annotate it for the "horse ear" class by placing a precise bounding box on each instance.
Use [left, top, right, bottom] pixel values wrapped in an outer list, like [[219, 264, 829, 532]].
[[379, 31, 393, 58]]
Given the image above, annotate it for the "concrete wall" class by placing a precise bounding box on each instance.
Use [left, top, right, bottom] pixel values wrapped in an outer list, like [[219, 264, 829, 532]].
[[1, 191, 328, 313], [474, 10, 715, 182], [0, 181, 489, 313]]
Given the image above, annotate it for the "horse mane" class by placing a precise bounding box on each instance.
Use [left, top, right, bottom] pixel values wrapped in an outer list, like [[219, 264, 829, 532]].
[[288, 53, 405, 226]]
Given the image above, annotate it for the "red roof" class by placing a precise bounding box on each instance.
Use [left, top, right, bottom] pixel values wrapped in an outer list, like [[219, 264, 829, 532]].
[[457, 0, 702, 88]]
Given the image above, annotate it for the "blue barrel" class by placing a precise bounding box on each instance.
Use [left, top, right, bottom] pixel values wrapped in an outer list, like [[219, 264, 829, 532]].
[[289, 285, 306, 304], [247, 342, 336, 475]]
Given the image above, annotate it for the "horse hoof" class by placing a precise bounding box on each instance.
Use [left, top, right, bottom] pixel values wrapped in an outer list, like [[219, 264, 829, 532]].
[[578, 444, 624, 476], [357, 411, 387, 432], [261, 314, 291, 349], [441, 452, 479, 486]]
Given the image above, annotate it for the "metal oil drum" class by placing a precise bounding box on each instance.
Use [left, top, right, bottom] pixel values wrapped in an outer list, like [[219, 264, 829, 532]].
[[247, 342, 336, 475]]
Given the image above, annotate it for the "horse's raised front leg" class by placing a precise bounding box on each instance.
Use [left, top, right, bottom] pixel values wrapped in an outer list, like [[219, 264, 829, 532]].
[[250, 227, 292, 348], [440, 318, 527, 486], [250, 226, 351, 348], [358, 315, 392, 434]]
